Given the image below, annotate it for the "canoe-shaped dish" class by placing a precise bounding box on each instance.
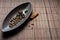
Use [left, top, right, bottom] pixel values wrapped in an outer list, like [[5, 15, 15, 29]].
[[2, 2, 32, 32]]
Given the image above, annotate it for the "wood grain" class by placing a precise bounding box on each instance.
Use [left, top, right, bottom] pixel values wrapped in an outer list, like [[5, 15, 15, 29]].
[[0, 0, 60, 40]]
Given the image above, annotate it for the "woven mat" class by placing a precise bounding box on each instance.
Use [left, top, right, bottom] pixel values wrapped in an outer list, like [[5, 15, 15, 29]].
[[0, 0, 60, 40]]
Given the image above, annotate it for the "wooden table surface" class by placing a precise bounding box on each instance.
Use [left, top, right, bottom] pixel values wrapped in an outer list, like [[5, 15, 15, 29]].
[[0, 0, 60, 40]]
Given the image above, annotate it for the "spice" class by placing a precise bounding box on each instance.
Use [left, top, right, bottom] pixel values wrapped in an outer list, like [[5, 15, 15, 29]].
[[9, 10, 24, 28], [30, 12, 39, 19]]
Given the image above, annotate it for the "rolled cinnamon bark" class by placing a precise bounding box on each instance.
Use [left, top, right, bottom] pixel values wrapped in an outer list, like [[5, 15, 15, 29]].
[[30, 12, 39, 19]]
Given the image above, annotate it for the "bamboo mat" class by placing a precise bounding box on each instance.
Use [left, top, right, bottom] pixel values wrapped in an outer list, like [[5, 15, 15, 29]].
[[0, 0, 60, 40]]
